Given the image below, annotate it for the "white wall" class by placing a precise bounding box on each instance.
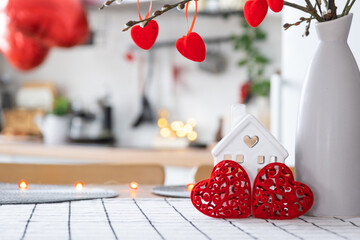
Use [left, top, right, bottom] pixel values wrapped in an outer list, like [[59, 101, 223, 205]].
[[281, 1, 360, 165], [1, 4, 282, 147]]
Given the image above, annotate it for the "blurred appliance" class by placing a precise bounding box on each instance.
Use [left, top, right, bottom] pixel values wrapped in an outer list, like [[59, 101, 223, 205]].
[[0, 75, 13, 130], [68, 96, 114, 145]]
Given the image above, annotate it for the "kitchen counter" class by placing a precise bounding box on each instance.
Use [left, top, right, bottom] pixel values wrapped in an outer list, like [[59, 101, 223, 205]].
[[0, 140, 213, 167]]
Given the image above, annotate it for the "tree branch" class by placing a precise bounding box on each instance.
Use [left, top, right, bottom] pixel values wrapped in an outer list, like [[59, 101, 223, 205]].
[[284, 1, 323, 22], [105, 0, 193, 32]]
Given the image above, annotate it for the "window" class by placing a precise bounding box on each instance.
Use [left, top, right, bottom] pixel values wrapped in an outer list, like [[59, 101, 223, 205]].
[[236, 154, 244, 163], [270, 156, 278, 163], [257, 156, 265, 164], [224, 154, 232, 160]]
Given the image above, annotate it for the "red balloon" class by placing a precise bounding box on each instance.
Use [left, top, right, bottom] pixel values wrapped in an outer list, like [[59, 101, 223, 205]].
[[0, 26, 49, 71], [5, 0, 89, 47]]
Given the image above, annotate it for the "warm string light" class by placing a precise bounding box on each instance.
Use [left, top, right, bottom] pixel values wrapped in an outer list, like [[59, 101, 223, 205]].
[[157, 109, 198, 141], [187, 183, 195, 192], [129, 181, 139, 190], [18, 180, 28, 190], [75, 182, 85, 191]]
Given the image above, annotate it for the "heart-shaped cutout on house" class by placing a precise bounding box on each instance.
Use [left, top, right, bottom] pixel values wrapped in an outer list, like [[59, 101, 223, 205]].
[[176, 31, 206, 62], [191, 160, 251, 218], [130, 20, 159, 50], [253, 162, 314, 219], [243, 135, 259, 148], [244, 0, 268, 27]]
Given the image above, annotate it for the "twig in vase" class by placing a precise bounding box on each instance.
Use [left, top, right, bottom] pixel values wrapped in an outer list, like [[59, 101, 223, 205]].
[[303, 16, 313, 37], [323, 0, 328, 8], [283, 17, 313, 31], [345, 0, 357, 15], [326, 0, 337, 20], [315, 1, 323, 16], [283, 1, 323, 22]]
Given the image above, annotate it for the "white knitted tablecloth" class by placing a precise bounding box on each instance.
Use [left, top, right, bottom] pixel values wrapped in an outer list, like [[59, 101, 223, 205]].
[[0, 198, 359, 240]]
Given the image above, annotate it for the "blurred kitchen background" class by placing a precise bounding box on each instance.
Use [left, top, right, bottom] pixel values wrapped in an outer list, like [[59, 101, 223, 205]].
[[0, 0, 359, 185]]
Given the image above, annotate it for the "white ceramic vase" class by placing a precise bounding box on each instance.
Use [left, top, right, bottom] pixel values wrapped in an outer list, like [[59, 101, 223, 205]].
[[36, 114, 70, 145], [296, 13, 360, 216]]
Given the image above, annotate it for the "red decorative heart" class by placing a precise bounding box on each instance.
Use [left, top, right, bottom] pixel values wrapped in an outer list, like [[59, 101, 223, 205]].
[[5, 0, 89, 47], [267, 0, 284, 13], [191, 160, 251, 218], [253, 163, 314, 219], [176, 32, 206, 62], [244, 0, 269, 27], [130, 20, 159, 50]]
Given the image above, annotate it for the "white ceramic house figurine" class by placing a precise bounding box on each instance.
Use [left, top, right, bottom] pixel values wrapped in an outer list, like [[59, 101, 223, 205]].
[[212, 104, 289, 185]]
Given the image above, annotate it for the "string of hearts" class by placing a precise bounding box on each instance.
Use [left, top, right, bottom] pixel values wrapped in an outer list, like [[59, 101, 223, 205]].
[[191, 160, 314, 219], [130, 0, 206, 62]]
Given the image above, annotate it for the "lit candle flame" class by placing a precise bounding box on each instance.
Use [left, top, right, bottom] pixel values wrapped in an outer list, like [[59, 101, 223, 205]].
[[18, 180, 28, 190], [75, 182, 85, 191], [129, 181, 138, 190]]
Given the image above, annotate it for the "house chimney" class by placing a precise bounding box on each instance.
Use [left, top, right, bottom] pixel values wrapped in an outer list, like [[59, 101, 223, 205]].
[[231, 104, 247, 130]]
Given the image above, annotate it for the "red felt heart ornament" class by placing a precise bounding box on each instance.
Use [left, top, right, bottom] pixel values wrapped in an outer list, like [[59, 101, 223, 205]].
[[191, 160, 251, 218], [267, 0, 284, 13], [131, 20, 159, 50], [253, 163, 314, 219], [176, 32, 206, 62], [244, 0, 269, 27]]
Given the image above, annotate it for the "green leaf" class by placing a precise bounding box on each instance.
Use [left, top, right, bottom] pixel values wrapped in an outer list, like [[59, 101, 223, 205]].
[[251, 80, 271, 97], [238, 59, 248, 66], [52, 97, 71, 116], [255, 28, 267, 40], [254, 55, 269, 64]]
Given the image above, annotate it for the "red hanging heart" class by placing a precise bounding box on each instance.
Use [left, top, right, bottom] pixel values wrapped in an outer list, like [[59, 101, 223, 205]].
[[244, 0, 269, 27], [267, 0, 284, 13], [253, 163, 314, 219], [130, 20, 159, 50], [191, 160, 251, 218], [176, 32, 206, 62]]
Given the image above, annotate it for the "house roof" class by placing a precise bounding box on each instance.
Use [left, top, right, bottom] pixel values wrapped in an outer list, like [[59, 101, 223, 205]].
[[211, 113, 288, 159]]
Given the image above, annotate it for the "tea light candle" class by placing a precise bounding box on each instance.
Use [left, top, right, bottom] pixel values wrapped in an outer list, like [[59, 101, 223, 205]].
[[129, 181, 138, 190], [18, 180, 28, 190], [75, 182, 85, 191]]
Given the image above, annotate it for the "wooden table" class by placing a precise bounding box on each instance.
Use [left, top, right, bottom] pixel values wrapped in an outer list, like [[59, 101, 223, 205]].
[[0, 184, 359, 240], [0, 141, 213, 167]]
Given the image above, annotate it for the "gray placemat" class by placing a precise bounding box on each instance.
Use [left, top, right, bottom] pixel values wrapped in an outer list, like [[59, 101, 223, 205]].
[[152, 185, 190, 198], [0, 183, 118, 204]]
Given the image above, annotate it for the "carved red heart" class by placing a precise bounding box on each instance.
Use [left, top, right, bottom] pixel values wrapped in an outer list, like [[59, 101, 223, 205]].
[[244, 0, 269, 27], [176, 32, 206, 62], [131, 20, 159, 50], [267, 0, 284, 12], [191, 160, 251, 218], [253, 163, 314, 219]]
